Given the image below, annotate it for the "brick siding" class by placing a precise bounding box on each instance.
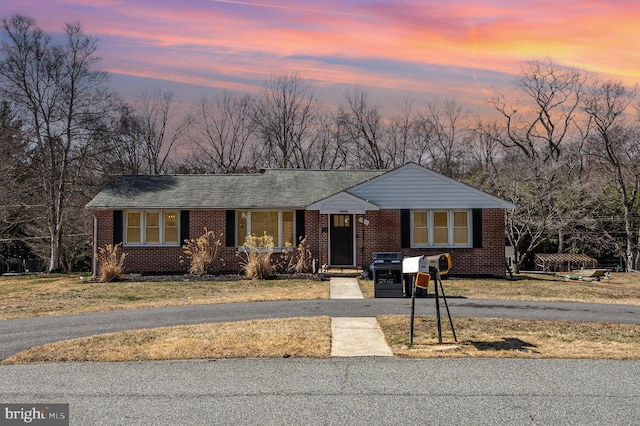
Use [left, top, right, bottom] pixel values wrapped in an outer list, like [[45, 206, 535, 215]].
[[93, 208, 506, 276]]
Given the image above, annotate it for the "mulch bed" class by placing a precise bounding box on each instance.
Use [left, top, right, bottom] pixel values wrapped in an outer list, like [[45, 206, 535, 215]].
[[116, 273, 317, 283]]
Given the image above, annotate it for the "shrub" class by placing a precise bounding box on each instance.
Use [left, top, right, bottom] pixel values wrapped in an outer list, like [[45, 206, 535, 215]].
[[282, 236, 313, 274], [181, 228, 224, 276], [238, 232, 274, 280], [97, 243, 126, 282]]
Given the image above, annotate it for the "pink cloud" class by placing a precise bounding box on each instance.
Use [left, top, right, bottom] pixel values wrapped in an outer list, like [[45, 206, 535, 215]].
[[2, 0, 639, 107]]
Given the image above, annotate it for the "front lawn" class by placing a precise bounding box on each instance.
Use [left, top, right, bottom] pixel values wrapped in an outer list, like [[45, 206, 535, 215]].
[[0, 274, 328, 320]]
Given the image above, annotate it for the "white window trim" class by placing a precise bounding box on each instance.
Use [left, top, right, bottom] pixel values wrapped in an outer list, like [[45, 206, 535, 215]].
[[236, 210, 295, 250], [411, 209, 472, 248], [124, 210, 180, 247]]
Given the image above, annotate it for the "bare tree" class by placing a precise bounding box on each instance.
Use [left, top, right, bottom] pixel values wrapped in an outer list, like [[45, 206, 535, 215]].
[[0, 15, 115, 271], [191, 91, 258, 173], [92, 103, 147, 175], [582, 80, 639, 270], [491, 58, 589, 161], [254, 72, 319, 168], [386, 97, 417, 168], [302, 109, 349, 169], [480, 59, 593, 269], [0, 101, 33, 262], [414, 97, 470, 178], [338, 88, 389, 169], [563, 168, 622, 261], [468, 119, 504, 182], [136, 89, 190, 174]]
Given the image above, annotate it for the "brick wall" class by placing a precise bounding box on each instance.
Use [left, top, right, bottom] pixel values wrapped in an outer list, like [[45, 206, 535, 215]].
[[359, 210, 402, 264], [94, 209, 326, 275], [303, 210, 322, 267], [355, 209, 506, 276], [188, 210, 239, 272], [93, 208, 506, 276], [95, 210, 184, 273]]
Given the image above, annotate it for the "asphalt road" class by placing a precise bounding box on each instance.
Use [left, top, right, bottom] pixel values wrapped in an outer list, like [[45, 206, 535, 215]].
[[1, 298, 639, 360], [1, 358, 638, 425]]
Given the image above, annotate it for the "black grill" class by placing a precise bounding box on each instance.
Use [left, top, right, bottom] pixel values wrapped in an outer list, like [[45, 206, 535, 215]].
[[372, 252, 403, 297]]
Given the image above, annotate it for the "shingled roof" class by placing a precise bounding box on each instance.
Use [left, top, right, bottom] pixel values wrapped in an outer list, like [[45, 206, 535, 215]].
[[86, 169, 385, 210]]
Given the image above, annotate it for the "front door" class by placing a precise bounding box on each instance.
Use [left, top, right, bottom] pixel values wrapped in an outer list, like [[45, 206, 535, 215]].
[[330, 214, 354, 266]]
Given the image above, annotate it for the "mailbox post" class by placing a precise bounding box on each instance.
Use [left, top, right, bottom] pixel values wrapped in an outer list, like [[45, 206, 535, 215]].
[[402, 254, 457, 345]]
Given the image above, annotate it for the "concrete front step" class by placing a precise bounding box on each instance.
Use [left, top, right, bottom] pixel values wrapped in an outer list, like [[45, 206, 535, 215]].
[[321, 268, 365, 278]]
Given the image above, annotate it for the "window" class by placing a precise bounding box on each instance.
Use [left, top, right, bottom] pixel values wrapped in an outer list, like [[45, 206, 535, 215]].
[[333, 215, 350, 228], [145, 212, 160, 244], [412, 210, 471, 247], [413, 211, 428, 245], [164, 212, 179, 243], [453, 211, 469, 245], [433, 211, 449, 245], [238, 211, 248, 245], [126, 212, 141, 244], [252, 211, 279, 241], [237, 210, 295, 248], [282, 211, 294, 246], [124, 210, 180, 245]]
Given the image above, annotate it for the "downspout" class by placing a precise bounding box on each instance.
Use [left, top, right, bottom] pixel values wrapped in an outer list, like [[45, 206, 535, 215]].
[[93, 215, 98, 278]]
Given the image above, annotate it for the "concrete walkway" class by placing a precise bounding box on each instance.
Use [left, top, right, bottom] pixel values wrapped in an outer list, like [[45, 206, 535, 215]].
[[329, 277, 393, 357], [331, 317, 394, 357], [329, 277, 365, 299]]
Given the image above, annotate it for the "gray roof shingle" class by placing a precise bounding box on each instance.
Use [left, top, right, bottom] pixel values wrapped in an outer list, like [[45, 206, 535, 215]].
[[86, 169, 385, 210]]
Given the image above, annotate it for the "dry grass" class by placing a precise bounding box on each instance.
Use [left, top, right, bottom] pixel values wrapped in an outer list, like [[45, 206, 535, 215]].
[[181, 228, 224, 275], [2, 272, 640, 364], [1, 317, 331, 364], [96, 244, 126, 282], [239, 233, 275, 279], [3, 272, 636, 322], [441, 273, 640, 304], [378, 315, 640, 360], [0, 274, 328, 320], [4, 314, 638, 364], [282, 237, 313, 273], [359, 272, 640, 305], [358, 278, 375, 298]]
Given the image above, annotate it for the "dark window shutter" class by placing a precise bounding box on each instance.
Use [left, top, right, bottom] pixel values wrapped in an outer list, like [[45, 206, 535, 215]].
[[295, 210, 305, 245], [225, 210, 236, 247], [113, 210, 123, 245], [180, 210, 190, 244], [472, 209, 483, 248], [400, 209, 410, 248]]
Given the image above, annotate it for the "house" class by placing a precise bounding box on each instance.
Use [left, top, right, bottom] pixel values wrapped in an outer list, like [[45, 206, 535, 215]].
[[86, 163, 516, 276]]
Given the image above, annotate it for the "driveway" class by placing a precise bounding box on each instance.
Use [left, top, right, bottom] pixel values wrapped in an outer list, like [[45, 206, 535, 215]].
[[1, 298, 639, 360]]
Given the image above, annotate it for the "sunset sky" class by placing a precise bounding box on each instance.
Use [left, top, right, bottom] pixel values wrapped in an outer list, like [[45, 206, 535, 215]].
[[2, 0, 639, 111]]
